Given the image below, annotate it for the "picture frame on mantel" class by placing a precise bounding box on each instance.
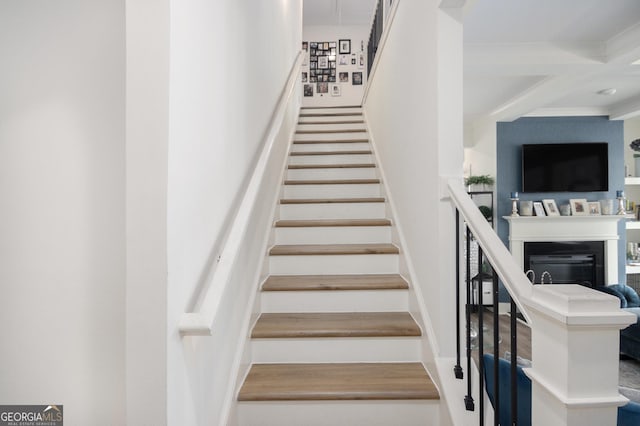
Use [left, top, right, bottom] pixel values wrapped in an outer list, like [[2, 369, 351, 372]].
[[570, 198, 589, 215], [533, 202, 546, 216], [542, 199, 560, 216]]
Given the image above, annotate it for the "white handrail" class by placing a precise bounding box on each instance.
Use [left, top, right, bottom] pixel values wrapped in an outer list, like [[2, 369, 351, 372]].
[[179, 51, 304, 336], [447, 179, 533, 322]]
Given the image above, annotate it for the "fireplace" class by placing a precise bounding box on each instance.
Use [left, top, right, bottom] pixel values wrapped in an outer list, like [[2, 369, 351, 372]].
[[524, 241, 604, 287]]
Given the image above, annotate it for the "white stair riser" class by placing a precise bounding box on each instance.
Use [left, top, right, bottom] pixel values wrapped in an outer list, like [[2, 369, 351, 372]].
[[269, 254, 399, 275], [283, 183, 380, 198], [251, 337, 420, 363], [236, 401, 439, 426], [301, 107, 362, 115], [274, 226, 391, 245], [289, 154, 373, 165], [291, 142, 370, 153], [296, 123, 366, 132], [286, 167, 377, 180], [261, 289, 407, 312], [298, 115, 363, 124], [294, 132, 368, 141], [279, 202, 386, 220]]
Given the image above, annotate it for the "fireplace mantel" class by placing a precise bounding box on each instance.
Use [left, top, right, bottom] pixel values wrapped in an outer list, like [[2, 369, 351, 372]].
[[503, 215, 624, 285]]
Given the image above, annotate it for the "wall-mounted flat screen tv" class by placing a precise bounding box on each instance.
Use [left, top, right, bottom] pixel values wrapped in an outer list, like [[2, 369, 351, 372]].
[[522, 142, 608, 193]]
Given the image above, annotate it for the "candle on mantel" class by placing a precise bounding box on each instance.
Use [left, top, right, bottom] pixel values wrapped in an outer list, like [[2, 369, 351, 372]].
[[511, 191, 519, 199]]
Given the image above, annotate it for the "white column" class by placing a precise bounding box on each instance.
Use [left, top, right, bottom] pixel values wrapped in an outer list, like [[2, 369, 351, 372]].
[[524, 285, 635, 426]]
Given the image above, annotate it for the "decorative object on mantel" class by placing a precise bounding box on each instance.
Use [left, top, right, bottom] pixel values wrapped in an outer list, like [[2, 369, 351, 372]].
[[542, 199, 560, 216], [510, 191, 519, 216], [600, 199, 614, 215], [533, 202, 545, 216], [618, 190, 627, 215], [559, 204, 571, 216], [520, 200, 533, 216], [630, 139, 640, 177], [465, 174, 495, 192], [588, 201, 601, 215], [570, 198, 589, 216]]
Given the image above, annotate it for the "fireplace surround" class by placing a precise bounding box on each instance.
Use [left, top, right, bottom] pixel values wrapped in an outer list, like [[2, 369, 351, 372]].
[[504, 215, 624, 285]]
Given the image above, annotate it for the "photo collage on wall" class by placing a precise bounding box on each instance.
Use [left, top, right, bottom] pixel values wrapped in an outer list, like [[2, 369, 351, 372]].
[[302, 39, 363, 97]]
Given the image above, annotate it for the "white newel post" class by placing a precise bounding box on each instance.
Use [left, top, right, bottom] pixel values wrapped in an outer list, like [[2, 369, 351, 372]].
[[524, 285, 635, 426]]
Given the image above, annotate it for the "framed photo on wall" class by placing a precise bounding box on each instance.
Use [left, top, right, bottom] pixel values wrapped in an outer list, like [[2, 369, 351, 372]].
[[542, 199, 559, 216], [352, 72, 362, 85], [331, 84, 341, 97], [317, 82, 329, 94], [339, 39, 351, 54], [339, 72, 349, 83], [303, 84, 313, 97]]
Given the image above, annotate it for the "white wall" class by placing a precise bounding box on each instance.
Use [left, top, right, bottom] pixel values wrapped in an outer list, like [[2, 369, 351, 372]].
[[464, 120, 497, 178], [302, 25, 369, 107], [166, 1, 302, 424], [0, 2, 126, 425], [125, 0, 169, 424], [364, 0, 463, 362]]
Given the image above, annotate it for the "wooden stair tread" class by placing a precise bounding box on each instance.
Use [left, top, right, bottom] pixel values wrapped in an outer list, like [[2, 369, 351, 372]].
[[299, 112, 363, 117], [293, 139, 369, 144], [288, 163, 375, 169], [284, 179, 379, 185], [252, 312, 420, 338], [275, 218, 389, 228], [275, 219, 390, 228], [280, 197, 385, 204], [238, 362, 438, 401], [298, 120, 365, 125], [290, 150, 371, 156], [262, 274, 409, 291], [296, 129, 366, 134], [269, 243, 399, 256]]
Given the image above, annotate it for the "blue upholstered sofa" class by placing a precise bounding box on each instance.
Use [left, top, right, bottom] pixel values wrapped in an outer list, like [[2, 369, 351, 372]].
[[595, 284, 640, 361], [483, 354, 640, 426]]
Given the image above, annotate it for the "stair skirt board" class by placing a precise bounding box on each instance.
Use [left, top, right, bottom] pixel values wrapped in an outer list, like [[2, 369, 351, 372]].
[[268, 253, 399, 275], [260, 289, 407, 312], [251, 337, 421, 363], [278, 202, 387, 220], [236, 400, 440, 426]]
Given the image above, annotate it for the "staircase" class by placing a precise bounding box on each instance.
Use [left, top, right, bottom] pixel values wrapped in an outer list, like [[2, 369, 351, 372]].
[[236, 106, 440, 425]]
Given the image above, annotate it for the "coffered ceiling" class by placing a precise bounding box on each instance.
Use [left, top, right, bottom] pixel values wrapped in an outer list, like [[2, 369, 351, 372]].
[[304, 0, 640, 131]]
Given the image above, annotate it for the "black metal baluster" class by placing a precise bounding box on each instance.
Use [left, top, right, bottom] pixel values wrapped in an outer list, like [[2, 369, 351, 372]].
[[465, 225, 475, 411], [454, 210, 463, 379], [493, 270, 500, 426], [510, 297, 518, 425], [478, 246, 485, 426]]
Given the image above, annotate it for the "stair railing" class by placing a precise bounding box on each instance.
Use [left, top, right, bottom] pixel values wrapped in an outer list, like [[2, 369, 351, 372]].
[[449, 180, 533, 425], [447, 179, 634, 426]]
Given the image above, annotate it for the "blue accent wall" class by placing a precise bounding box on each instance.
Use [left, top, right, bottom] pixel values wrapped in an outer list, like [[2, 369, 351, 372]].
[[496, 116, 625, 291]]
